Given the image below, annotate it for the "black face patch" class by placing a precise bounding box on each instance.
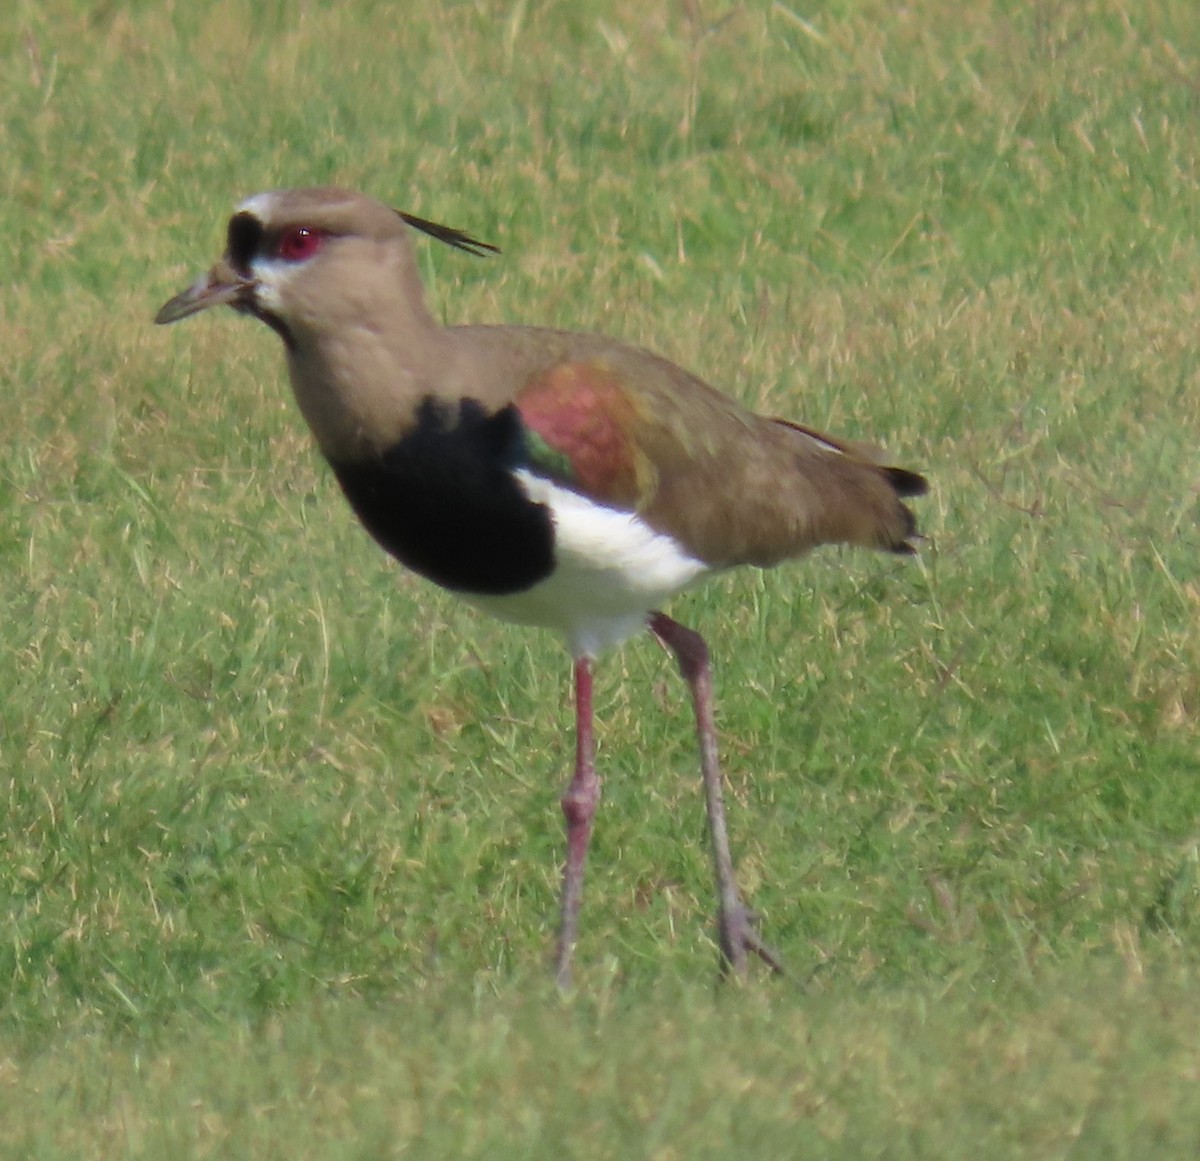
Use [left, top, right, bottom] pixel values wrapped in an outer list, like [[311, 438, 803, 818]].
[[327, 398, 555, 596], [226, 212, 264, 275], [222, 212, 297, 347]]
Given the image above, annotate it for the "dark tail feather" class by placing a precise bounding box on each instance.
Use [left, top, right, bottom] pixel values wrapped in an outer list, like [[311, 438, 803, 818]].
[[396, 210, 500, 257], [884, 472, 928, 554], [884, 466, 929, 498], [888, 504, 922, 554], [874, 465, 928, 554]]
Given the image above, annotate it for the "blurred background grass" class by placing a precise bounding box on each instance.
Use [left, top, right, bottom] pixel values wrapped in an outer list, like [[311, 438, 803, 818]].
[[2, 0, 1200, 1155]]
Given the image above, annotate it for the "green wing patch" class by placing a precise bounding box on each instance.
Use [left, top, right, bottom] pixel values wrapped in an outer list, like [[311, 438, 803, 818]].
[[515, 362, 655, 510]]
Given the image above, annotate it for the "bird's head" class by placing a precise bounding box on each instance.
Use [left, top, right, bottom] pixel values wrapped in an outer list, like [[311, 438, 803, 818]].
[[154, 187, 497, 346]]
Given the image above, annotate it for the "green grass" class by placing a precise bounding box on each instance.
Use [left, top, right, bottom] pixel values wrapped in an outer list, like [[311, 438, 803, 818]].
[[3, 0, 1200, 1155]]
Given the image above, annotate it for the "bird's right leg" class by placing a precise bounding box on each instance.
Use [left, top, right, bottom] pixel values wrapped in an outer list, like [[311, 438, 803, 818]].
[[648, 612, 786, 981], [555, 655, 600, 990]]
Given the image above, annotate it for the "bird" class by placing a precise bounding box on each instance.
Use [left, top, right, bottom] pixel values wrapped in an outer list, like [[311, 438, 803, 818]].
[[155, 187, 928, 988]]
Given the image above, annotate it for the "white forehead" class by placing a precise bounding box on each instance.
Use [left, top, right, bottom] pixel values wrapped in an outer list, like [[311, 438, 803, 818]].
[[236, 191, 279, 221]]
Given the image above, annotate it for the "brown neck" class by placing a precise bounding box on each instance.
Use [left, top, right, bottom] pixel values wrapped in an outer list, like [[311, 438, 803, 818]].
[[281, 235, 456, 462]]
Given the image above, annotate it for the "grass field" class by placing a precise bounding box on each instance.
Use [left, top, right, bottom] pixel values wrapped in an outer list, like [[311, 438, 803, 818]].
[[3, 0, 1200, 1155]]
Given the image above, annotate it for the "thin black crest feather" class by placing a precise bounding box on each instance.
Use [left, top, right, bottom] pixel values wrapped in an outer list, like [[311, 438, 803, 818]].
[[396, 210, 500, 257]]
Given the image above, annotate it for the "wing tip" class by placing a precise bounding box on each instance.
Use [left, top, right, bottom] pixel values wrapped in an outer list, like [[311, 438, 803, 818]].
[[880, 466, 929, 553], [883, 466, 929, 499]]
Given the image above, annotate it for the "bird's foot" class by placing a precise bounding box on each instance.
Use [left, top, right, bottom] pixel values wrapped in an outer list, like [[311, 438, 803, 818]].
[[718, 903, 788, 980]]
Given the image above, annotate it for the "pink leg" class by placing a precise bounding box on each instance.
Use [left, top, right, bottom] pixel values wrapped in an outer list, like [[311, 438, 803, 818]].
[[555, 656, 599, 989], [648, 612, 786, 980]]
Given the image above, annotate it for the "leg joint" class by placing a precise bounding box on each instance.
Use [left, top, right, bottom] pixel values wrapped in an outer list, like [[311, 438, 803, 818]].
[[561, 777, 600, 827], [648, 611, 710, 682]]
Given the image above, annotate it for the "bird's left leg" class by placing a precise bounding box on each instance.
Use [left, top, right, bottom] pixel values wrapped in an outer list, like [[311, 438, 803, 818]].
[[555, 655, 600, 990], [648, 612, 786, 980]]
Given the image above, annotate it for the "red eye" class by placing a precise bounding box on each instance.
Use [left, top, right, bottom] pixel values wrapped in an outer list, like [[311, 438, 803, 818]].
[[274, 226, 326, 262]]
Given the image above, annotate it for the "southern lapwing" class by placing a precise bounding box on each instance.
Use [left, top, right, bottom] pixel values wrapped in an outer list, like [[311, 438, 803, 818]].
[[156, 187, 928, 987]]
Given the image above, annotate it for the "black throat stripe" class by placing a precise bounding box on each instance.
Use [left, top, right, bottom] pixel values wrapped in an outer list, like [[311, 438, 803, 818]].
[[328, 397, 555, 596]]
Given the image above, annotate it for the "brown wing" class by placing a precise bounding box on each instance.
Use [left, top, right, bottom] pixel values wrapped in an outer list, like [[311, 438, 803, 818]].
[[456, 326, 928, 568], [638, 408, 928, 566], [584, 346, 928, 567]]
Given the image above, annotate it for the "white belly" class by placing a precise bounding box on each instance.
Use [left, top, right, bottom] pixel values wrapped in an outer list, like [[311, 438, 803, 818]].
[[467, 471, 710, 658]]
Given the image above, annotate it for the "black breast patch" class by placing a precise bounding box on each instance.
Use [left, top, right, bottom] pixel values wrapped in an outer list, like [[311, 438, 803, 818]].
[[327, 397, 556, 596]]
